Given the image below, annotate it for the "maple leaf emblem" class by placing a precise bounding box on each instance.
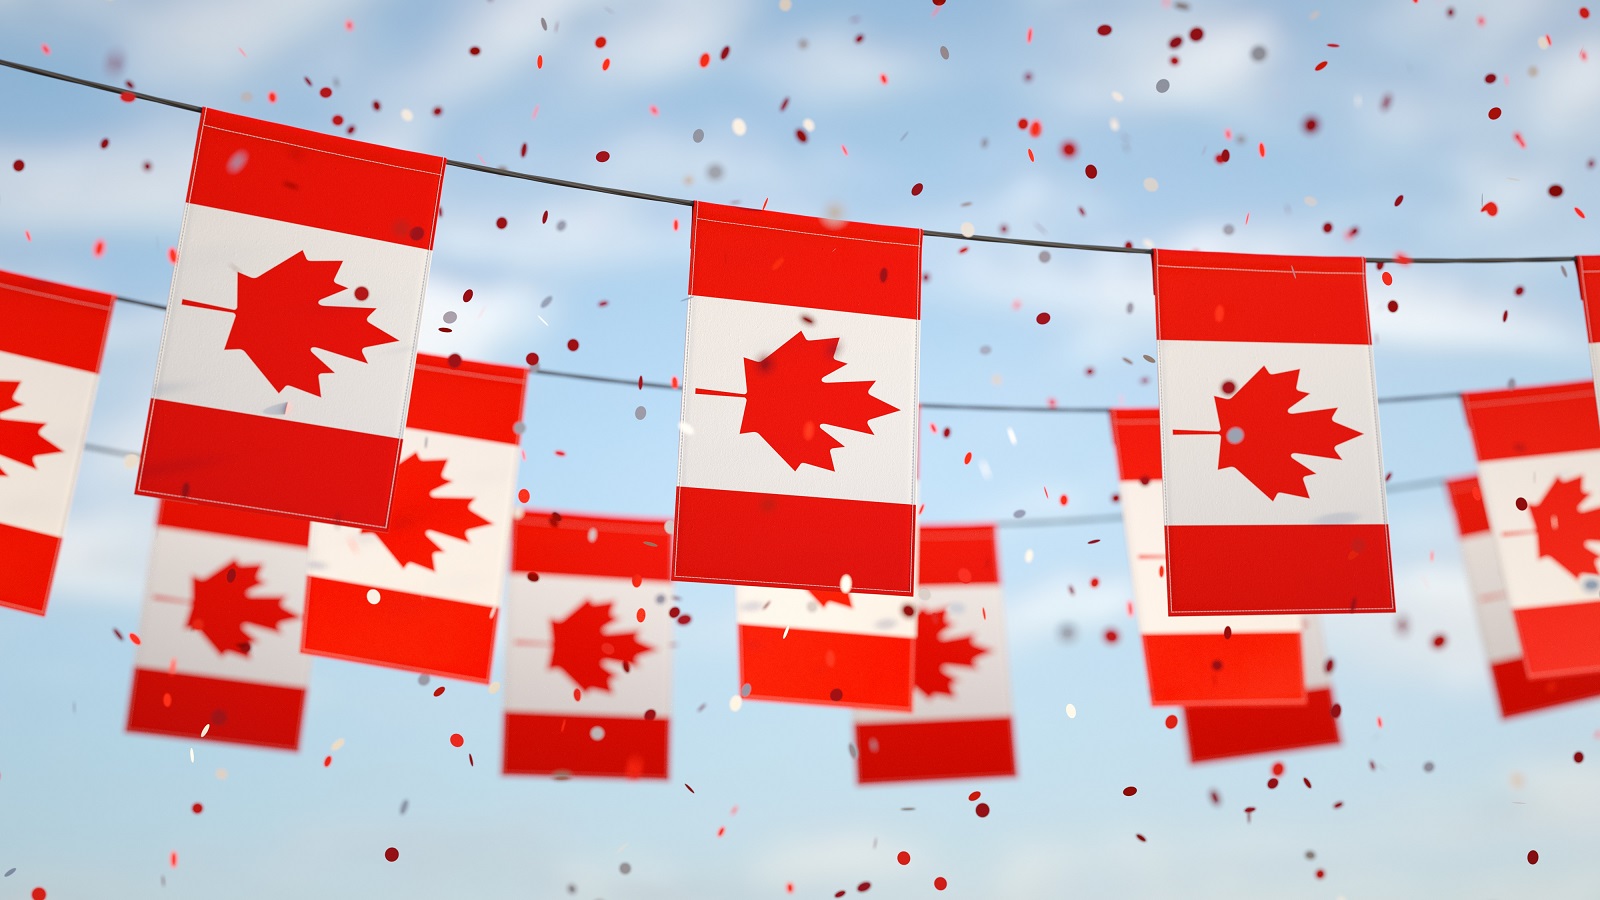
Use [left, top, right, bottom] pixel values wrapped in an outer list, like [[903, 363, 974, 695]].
[[1173, 367, 1361, 500], [914, 608, 986, 698], [1526, 476, 1600, 579], [548, 600, 653, 691], [186, 561, 294, 656], [808, 589, 854, 608], [180, 251, 397, 396], [695, 332, 899, 471], [363, 454, 489, 569], [0, 381, 60, 477]]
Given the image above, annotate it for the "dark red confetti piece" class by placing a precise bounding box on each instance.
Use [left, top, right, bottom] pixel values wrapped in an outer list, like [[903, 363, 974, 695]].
[[911, 182, 924, 196], [469, 46, 480, 55], [525, 352, 539, 366], [1516, 497, 1528, 510], [1190, 27, 1204, 40], [567, 339, 579, 351], [1122, 786, 1137, 796], [1488, 107, 1502, 120], [595, 150, 611, 162], [1036, 312, 1051, 325], [1387, 300, 1399, 313], [1550, 184, 1565, 197], [385, 847, 400, 862], [1576, 751, 1585, 763], [1528, 850, 1539, 865], [319, 87, 332, 98], [496, 217, 508, 229], [974, 803, 990, 817], [1097, 24, 1113, 35], [1085, 164, 1098, 179], [11, 159, 22, 172]]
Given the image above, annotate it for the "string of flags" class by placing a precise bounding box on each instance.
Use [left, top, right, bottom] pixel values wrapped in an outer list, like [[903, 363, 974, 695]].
[[4, 74, 1600, 782]]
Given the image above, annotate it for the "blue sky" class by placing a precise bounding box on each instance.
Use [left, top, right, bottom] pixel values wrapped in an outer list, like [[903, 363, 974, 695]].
[[2, 0, 1599, 896]]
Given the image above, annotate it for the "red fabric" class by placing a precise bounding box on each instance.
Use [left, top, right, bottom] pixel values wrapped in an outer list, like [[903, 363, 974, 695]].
[[1490, 658, 1600, 717], [406, 354, 527, 444], [854, 718, 1015, 783], [302, 577, 497, 682], [1166, 523, 1394, 615], [188, 108, 444, 249], [137, 399, 401, 529], [1445, 476, 1489, 536], [1109, 408, 1162, 483], [1153, 250, 1370, 345], [1183, 688, 1340, 763], [738, 624, 915, 710], [1141, 632, 1305, 706], [689, 202, 921, 319], [156, 499, 311, 547], [918, 524, 998, 586], [672, 487, 917, 596], [502, 713, 669, 779], [1578, 256, 1600, 343], [1512, 603, 1600, 677], [126, 669, 305, 751], [512, 512, 671, 581], [1461, 382, 1600, 461], [0, 523, 60, 615], [0, 269, 115, 372]]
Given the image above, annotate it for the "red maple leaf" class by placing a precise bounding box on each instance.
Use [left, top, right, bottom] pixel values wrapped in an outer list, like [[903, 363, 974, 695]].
[[695, 332, 899, 471], [1173, 367, 1361, 500], [548, 600, 653, 691], [185, 561, 294, 656], [808, 589, 854, 608], [364, 454, 489, 569], [0, 381, 60, 477], [180, 251, 397, 396], [1527, 476, 1600, 579], [914, 608, 986, 698]]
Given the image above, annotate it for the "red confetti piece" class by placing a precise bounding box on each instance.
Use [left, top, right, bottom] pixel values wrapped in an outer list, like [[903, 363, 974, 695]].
[[974, 802, 990, 817], [129, 633, 141, 645], [1136, 834, 1147, 842], [1036, 312, 1051, 324], [93, 239, 106, 257], [469, 46, 480, 56], [1432, 633, 1446, 648], [525, 352, 539, 366], [1382, 271, 1393, 285], [897, 851, 911, 865], [934, 878, 948, 891], [1579, 207, 1588, 219], [1488, 107, 1502, 120], [1085, 164, 1098, 179], [602, 59, 611, 71], [1482, 201, 1499, 216], [1190, 27, 1204, 40], [323, 756, 332, 767], [968, 791, 981, 801], [120, 90, 135, 102], [1576, 751, 1585, 763], [1394, 195, 1404, 206], [192, 803, 203, 814], [1314, 60, 1328, 71], [32, 889, 46, 900], [1061, 141, 1077, 156], [449, 733, 464, 747], [911, 182, 924, 196], [1550, 184, 1565, 197], [1122, 786, 1137, 796], [319, 87, 332, 98], [496, 217, 508, 229], [963, 452, 972, 464], [1097, 24, 1112, 35], [1164, 714, 1178, 729], [1387, 300, 1399, 313], [10, 159, 22, 172], [595, 36, 607, 48], [567, 338, 579, 351], [699, 53, 711, 67], [595, 150, 611, 162], [385, 847, 400, 862], [1528, 850, 1539, 864], [432, 686, 445, 697]]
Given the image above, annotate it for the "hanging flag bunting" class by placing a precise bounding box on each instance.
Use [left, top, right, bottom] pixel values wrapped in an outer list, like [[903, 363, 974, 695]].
[[673, 203, 921, 596], [504, 512, 673, 779], [302, 354, 525, 682], [126, 500, 312, 750], [136, 109, 445, 529], [1580, 257, 1600, 414], [1447, 476, 1600, 716], [1153, 250, 1393, 616], [1181, 620, 1341, 764], [1110, 409, 1306, 705], [735, 579, 917, 710], [0, 270, 115, 615], [1460, 382, 1600, 677], [853, 525, 1015, 783]]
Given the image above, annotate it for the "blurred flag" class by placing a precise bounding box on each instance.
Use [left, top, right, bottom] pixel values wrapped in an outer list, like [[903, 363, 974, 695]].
[[673, 203, 921, 596], [127, 501, 311, 750], [1462, 383, 1600, 676], [302, 354, 525, 682], [504, 512, 672, 779], [0, 270, 114, 614], [136, 109, 444, 528], [1447, 475, 1600, 713], [1153, 250, 1393, 615], [1579, 257, 1600, 413], [854, 524, 1015, 783], [1182, 620, 1341, 764], [1110, 409, 1306, 705]]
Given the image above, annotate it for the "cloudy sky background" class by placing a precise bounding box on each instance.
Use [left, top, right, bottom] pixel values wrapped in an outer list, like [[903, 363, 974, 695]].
[[2, 0, 1598, 896]]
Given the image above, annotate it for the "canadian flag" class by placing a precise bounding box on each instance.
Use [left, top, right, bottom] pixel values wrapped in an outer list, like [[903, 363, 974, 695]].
[[1447, 476, 1600, 716], [1181, 620, 1341, 764], [1110, 409, 1306, 705], [0, 270, 115, 614], [127, 500, 312, 750], [1460, 382, 1600, 677], [1153, 250, 1393, 616], [1580, 257, 1600, 410], [302, 354, 526, 682], [504, 512, 673, 779], [673, 203, 921, 596], [137, 108, 445, 529], [853, 525, 1015, 783]]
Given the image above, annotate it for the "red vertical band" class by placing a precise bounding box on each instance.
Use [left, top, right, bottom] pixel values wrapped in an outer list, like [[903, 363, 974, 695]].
[[0, 269, 115, 372], [188, 108, 445, 249], [406, 354, 528, 443], [1512, 603, 1600, 677], [1154, 250, 1371, 344], [1142, 632, 1305, 706], [1110, 408, 1162, 483], [739, 624, 914, 710], [854, 718, 1016, 783], [126, 669, 305, 751], [156, 499, 311, 547], [689, 202, 922, 319], [1445, 476, 1489, 537], [0, 524, 61, 615], [1167, 523, 1394, 615], [1461, 382, 1600, 460], [917, 525, 998, 586], [1579, 256, 1600, 344], [1490, 659, 1600, 717], [512, 512, 671, 580], [502, 713, 669, 779], [1183, 688, 1340, 763], [302, 577, 497, 682]]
